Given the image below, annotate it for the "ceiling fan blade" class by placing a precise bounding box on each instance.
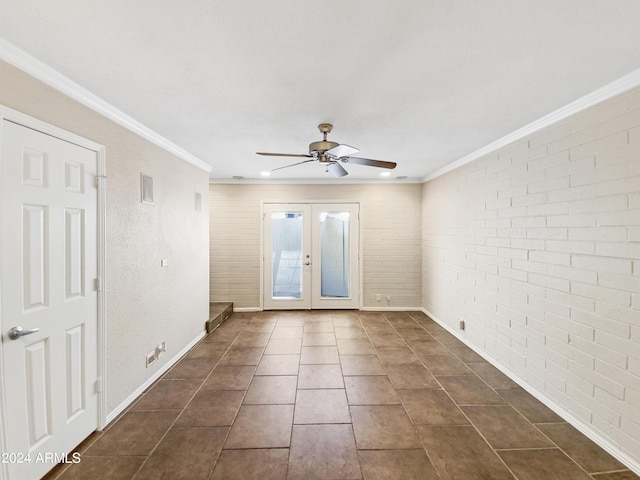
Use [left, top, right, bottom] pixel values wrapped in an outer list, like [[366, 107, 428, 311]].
[[256, 152, 313, 158], [341, 156, 397, 169], [326, 144, 359, 158], [327, 162, 348, 177], [272, 158, 317, 172]]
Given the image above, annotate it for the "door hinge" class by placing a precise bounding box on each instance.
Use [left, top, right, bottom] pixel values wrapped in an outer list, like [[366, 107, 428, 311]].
[[95, 174, 107, 188], [94, 278, 101, 291], [94, 378, 102, 393]]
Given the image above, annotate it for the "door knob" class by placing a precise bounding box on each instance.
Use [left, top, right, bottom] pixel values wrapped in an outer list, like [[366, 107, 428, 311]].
[[304, 262, 311, 266], [8, 326, 40, 340]]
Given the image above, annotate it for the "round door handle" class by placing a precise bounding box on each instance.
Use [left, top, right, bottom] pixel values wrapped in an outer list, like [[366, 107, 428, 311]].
[[8, 326, 40, 340], [304, 262, 311, 266]]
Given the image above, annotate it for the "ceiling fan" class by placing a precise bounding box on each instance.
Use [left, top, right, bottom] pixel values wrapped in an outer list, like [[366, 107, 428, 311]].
[[256, 123, 397, 177]]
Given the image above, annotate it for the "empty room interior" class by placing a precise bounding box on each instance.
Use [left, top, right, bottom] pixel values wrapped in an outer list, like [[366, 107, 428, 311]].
[[0, 1, 639, 479]]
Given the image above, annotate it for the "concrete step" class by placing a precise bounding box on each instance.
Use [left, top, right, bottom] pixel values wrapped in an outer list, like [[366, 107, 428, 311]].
[[206, 302, 233, 333]]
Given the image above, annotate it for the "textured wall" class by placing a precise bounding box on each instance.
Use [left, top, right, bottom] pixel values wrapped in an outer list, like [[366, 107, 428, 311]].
[[209, 183, 422, 310], [0, 60, 210, 413], [422, 86, 640, 467]]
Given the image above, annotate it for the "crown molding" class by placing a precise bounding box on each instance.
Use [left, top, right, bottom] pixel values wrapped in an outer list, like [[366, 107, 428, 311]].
[[422, 67, 640, 182], [0, 38, 212, 173]]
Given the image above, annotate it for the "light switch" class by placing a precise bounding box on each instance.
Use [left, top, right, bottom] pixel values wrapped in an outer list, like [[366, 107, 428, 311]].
[[161, 259, 170, 267]]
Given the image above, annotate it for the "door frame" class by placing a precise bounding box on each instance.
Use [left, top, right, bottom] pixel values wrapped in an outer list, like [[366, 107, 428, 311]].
[[0, 105, 107, 479], [260, 200, 362, 310]]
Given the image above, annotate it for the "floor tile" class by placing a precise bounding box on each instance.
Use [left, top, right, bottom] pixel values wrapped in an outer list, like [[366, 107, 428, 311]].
[[334, 326, 367, 338], [133, 427, 228, 480], [264, 338, 303, 354], [174, 390, 244, 427], [368, 332, 406, 346], [395, 328, 432, 341], [385, 364, 440, 389], [225, 405, 294, 449], [233, 332, 271, 347], [407, 339, 450, 356], [243, 375, 298, 404], [496, 387, 564, 423], [375, 346, 421, 366], [270, 326, 304, 338], [467, 363, 519, 389], [340, 354, 386, 375], [300, 346, 340, 364], [131, 379, 201, 411], [358, 449, 440, 480], [302, 332, 337, 346], [303, 321, 335, 332], [294, 389, 351, 424], [430, 331, 465, 346], [218, 346, 264, 365], [436, 375, 507, 405], [461, 405, 553, 449], [345, 376, 400, 405], [187, 342, 229, 359], [287, 424, 361, 480], [202, 365, 256, 390], [85, 410, 180, 456], [255, 354, 300, 375], [298, 364, 344, 389], [499, 448, 592, 480], [446, 345, 488, 363], [210, 449, 289, 480], [538, 422, 627, 473], [418, 425, 514, 480], [337, 338, 376, 355], [350, 405, 421, 449], [419, 354, 472, 375], [53, 456, 145, 480], [163, 357, 218, 379], [398, 389, 469, 425]]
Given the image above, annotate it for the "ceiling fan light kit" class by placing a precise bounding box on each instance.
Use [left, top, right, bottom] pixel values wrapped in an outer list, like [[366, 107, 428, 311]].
[[257, 123, 397, 177]]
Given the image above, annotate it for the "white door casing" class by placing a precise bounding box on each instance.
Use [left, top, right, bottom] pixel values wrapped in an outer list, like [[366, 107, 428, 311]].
[[263, 203, 360, 310], [0, 114, 105, 480]]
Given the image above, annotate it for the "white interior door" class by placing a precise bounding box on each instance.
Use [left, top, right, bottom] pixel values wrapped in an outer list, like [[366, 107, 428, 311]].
[[263, 203, 359, 310], [1, 120, 99, 480]]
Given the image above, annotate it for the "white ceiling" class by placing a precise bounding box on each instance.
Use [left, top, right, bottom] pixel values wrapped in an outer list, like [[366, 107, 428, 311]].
[[1, 1, 640, 182]]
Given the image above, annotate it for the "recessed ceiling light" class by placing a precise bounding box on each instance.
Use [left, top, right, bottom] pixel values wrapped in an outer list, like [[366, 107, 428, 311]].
[[380, 171, 391, 177], [260, 171, 271, 177]]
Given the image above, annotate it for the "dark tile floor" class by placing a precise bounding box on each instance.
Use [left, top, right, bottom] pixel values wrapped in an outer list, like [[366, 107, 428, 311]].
[[45, 310, 639, 480]]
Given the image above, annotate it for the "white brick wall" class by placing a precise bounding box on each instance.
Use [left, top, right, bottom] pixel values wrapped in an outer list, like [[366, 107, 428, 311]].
[[210, 183, 422, 310], [422, 86, 640, 468]]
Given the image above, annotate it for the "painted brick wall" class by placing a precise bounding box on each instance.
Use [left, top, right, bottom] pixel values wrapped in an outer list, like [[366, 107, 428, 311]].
[[210, 183, 422, 310], [422, 86, 640, 467]]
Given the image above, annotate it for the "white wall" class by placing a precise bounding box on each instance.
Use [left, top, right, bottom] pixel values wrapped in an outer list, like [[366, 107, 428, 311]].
[[209, 183, 422, 310], [0, 60, 210, 414], [422, 85, 640, 468]]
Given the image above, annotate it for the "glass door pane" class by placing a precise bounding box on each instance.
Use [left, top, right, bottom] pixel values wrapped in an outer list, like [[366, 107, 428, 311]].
[[272, 212, 303, 298], [263, 204, 311, 310], [319, 211, 350, 298]]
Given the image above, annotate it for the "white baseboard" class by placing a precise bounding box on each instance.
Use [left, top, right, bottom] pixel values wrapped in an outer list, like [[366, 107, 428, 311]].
[[421, 307, 640, 476], [233, 307, 262, 312], [105, 330, 206, 425], [361, 306, 423, 312]]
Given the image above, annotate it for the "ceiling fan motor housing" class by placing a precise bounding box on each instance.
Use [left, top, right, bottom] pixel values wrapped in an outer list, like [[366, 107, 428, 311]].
[[309, 140, 339, 158]]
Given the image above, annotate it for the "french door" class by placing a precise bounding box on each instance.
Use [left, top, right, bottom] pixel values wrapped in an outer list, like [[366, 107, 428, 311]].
[[263, 203, 359, 309]]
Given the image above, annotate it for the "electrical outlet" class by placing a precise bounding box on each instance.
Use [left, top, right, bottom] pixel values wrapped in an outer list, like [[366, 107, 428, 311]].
[[459, 320, 466, 331], [386, 295, 391, 302], [146, 351, 156, 367], [376, 294, 381, 301]]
